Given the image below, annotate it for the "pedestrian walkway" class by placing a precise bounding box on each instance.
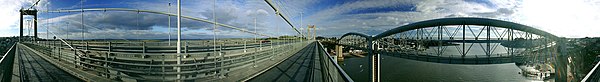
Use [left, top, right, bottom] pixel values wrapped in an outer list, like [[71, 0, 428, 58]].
[[15, 45, 82, 82], [248, 42, 323, 82]]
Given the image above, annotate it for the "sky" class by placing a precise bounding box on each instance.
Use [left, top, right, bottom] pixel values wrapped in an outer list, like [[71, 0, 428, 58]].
[[1, 0, 600, 39]]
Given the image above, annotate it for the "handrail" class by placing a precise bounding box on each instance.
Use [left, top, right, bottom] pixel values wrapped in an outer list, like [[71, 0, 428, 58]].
[[0, 43, 16, 82], [317, 41, 354, 82], [36, 41, 287, 54], [0, 43, 16, 64], [23, 42, 292, 66], [583, 59, 600, 82], [21, 41, 308, 81]]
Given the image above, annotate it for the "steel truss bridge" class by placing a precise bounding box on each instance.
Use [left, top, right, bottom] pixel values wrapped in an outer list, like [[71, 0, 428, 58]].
[[335, 17, 569, 82]]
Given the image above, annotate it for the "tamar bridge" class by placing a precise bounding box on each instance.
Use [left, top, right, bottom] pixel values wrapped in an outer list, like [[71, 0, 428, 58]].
[[0, 1, 575, 82]]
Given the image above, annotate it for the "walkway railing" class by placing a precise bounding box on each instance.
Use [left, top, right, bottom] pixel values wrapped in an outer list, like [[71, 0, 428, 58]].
[[21, 40, 309, 81], [316, 41, 354, 82], [583, 56, 600, 82], [0, 43, 16, 82]]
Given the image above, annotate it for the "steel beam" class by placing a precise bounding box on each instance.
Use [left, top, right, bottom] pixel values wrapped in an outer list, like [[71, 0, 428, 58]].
[[373, 17, 560, 40]]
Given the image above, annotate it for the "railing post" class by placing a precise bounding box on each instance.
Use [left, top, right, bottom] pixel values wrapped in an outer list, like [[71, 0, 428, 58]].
[[219, 42, 224, 78], [270, 39, 274, 60], [185, 41, 188, 58], [244, 39, 247, 52], [143, 42, 146, 59], [162, 53, 165, 80], [253, 39, 257, 68], [260, 39, 262, 50], [58, 40, 62, 61], [106, 42, 111, 78], [51, 40, 54, 58], [85, 41, 89, 50], [74, 42, 78, 68], [85, 41, 89, 59]]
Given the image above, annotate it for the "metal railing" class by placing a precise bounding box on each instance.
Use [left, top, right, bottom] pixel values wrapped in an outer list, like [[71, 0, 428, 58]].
[[0, 43, 16, 82], [22, 40, 309, 81], [583, 57, 600, 82], [317, 41, 354, 82]]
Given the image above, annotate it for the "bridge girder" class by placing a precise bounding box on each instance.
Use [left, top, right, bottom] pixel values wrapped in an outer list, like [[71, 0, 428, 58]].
[[336, 17, 568, 81], [373, 17, 560, 40]]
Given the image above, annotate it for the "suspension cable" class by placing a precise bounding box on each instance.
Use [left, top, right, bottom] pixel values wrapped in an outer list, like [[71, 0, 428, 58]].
[[264, 0, 304, 37], [45, 8, 272, 37]]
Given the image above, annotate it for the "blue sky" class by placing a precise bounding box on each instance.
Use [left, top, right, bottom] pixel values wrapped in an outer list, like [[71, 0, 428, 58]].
[[1, 0, 600, 39]]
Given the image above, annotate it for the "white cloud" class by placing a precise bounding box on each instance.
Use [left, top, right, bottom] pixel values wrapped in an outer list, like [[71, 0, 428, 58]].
[[293, 0, 600, 38], [515, 0, 600, 38], [32, 0, 292, 39], [8, 0, 600, 38], [299, 0, 506, 37], [0, 0, 26, 37], [0, 0, 51, 37]]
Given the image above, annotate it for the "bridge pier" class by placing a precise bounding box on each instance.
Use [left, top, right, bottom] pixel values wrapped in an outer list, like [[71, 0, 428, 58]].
[[556, 39, 568, 82], [335, 45, 344, 62]]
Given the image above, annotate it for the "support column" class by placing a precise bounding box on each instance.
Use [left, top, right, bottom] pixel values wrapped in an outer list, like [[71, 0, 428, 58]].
[[555, 39, 568, 82], [34, 14, 38, 41], [19, 9, 38, 42], [176, 0, 182, 81], [19, 13, 23, 42], [486, 26, 490, 56], [462, 25, 465, 57], [336, 45, 343, 62], [306, 26, 312, 40], [367, 39, 379, 82]]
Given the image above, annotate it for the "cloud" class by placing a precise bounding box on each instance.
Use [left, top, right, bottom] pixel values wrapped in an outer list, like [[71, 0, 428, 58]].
[[14, 0, 599, 39], [0, 0, 26, 37], [44, 12, 208, 31], [290, 0, 524, 37], [36, 0, 291, 39], [0, 0, 53, 37]]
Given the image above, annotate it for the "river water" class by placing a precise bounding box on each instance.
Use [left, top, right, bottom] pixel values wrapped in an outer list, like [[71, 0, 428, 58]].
[[340, 55, 542, 82], [338, 43, 550, 82]]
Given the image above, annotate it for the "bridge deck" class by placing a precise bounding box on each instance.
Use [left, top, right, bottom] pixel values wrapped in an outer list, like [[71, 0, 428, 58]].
[[15, 44, 82, 82], [248, 42, 323, 82]]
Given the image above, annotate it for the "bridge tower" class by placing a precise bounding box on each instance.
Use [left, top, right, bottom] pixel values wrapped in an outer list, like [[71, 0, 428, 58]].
[[19, 9, 38, 42], [308, 25, 316, 40]]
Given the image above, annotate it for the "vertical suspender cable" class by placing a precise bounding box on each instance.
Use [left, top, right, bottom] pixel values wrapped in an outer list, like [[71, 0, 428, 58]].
[[168, 3, 171, 46], [81, 0, 84, 42], [46, 7, 48, 45], [28, 20, 31, 39], [276, 12, 280, 53], [66, 22, 69, 44], [213, 0, 220, 78], [253, 9, 257, 67], [164, 2, 170, 81]]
